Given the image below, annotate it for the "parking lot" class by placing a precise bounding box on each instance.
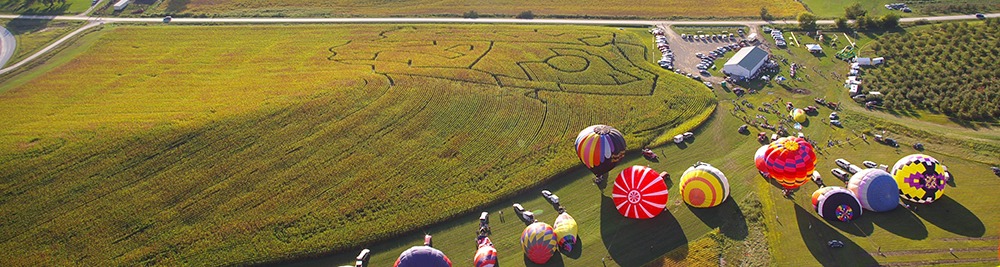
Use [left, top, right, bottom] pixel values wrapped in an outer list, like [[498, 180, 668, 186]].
[[653, 25, 759, 85]]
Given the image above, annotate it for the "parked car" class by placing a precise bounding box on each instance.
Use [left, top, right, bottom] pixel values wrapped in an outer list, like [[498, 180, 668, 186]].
[[830, 120, 842, 127], [683, 132, 694, 139], [541, 190, 560, 205], [356, 249, 371, 267], [835, 159, 851, 170], [863, 161, 877, 168], [976, 13, 986, 19], [847, 164, 863, 174], [828, 240, 845, 248], [831, 169, 849, 181], [703, 81, 713, 88], [512, 203, 534, 223]]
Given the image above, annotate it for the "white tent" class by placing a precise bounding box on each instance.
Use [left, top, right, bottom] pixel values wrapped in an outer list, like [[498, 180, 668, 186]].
[[806, 44, 823, 53]]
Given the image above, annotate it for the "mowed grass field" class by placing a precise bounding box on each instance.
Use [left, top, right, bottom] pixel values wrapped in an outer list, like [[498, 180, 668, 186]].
[[148, 0, 805, 18], [0, 0, 92, 14], [1, 19, 85, 67], [801, 0, 1000, 18], [297, 23, 1000, 266], [0, 24, 716, 266]]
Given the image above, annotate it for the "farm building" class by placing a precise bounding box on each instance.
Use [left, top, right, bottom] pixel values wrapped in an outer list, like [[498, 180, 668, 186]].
[[114, 0, 130, 11], [723, 46, 769, 78], [806, 44, 822, 53]]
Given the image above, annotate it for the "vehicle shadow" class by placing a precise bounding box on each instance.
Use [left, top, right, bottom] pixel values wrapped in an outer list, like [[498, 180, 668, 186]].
[[795, 205, 880, 267], [914, 196, 985, 237], [600, 196, 687, 267]]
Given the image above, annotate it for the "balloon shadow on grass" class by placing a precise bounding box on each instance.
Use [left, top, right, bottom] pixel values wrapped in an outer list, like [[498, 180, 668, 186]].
[[827, 211, 874, 237], [869, 205, 928, 240], [562, 236, 583, 259], [795, 205, 879, 267], [914, 195, 985, 237], [600, 196, 687, 267], [524, 250, 564, 267], [687, 198, 748, 240]]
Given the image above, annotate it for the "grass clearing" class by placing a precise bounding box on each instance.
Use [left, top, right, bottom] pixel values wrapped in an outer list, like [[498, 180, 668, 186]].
[[801, 0, 1000, 18], [1, 19, 85, 67], [142, 0, 806, 19], [0, 24, 715, 266], [0, 0, 92, 14]]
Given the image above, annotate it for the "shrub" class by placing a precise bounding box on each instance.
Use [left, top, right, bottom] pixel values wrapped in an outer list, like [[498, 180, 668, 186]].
[[516, 10, 534, 19], [463, 10, 478, 18], [797, 12, 817, 30], [844, 3, 866, 20]]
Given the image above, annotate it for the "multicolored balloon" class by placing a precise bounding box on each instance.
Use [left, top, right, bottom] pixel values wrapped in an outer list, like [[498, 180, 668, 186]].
[[847, 169, 899, 212], [553, 212, 579, 252], [394, 246, 452, 267], [612, 165, 669, 219], [521, 222, 557, 264], [811, 186, 862, 222], [575, 125, 627, 178], [754, 145, 769, 177], [892, 154, 949, 203], [679, 162, 730, 208], [764, 137, 817, 190], [790, 108, 806, 123], [474, 237, 497, 267]]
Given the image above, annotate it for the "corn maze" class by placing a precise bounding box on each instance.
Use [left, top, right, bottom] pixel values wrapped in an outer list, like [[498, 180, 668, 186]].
[[0, 24, 713, 266]]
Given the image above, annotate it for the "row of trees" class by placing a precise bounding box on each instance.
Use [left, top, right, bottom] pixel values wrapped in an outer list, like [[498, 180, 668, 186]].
[[866, 20, 1000, 120], [798, 3, 900, 30]]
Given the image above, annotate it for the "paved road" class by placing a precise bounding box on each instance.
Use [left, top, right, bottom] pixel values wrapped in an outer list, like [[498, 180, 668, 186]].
[[0, 12, 996, 75], [1, 13, 997, 25], [0, 22, 100, 75], [0, 25, 15, 68]]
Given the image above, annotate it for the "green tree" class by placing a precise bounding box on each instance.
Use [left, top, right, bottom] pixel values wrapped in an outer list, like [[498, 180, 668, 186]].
[[835, 17, 849, 30], [797, 12, 818, 30], [881, 13, 901, 29], [463, 10, 479, 19], [516, 10, 534, 19], [845, 3, 867, 19], [760, 7, 772, 21]]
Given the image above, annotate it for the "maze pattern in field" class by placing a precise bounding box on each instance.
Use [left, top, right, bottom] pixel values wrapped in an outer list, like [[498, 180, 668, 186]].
[[0, 24, 714, 266], [328, 26, 658, 96]]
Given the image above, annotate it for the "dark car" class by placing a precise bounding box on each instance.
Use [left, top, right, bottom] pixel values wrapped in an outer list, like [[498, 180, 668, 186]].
[[976, 13, 986, 19]]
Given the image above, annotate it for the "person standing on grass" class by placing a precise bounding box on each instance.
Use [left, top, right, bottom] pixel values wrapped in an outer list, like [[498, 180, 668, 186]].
[[498, 210, 504, 223]]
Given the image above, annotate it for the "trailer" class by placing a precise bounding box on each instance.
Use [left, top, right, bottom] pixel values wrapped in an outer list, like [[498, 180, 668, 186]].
[[113, 0, 130, 11]]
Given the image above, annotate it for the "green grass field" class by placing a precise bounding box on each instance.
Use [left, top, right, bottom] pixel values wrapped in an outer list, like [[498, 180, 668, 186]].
[[1, 19, 84, 67], [142, 0, 805, 19], [286, 22, 1000, 267], [0, 24, 716, 266], [801, 0, 1000, 18], [0, 0, 92, 14]]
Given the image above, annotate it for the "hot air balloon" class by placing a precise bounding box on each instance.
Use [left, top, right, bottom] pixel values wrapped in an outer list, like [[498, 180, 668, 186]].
[[679, 162, 730, 208], [764, 137, 817, 190], [790, 108, 806, 123], [754, 145, 769, 178], [521, 222, 558, 264], [474, 237, 497, 267], [394, 246, 452, 267], [552, 212, 578, 252], [892, 154, 949, 203], [847, 169, 899, 212], [575, 125, 627, 181], [810, 186, 862, 222], [612, 165, 669, 219]]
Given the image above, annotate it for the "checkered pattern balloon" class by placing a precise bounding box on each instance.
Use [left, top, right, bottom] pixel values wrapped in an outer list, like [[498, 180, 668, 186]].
[[892, 154, 949, 204]]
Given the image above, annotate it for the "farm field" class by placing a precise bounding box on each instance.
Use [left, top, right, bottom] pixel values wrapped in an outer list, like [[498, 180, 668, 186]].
[[0, 0, 92, 14], [145, 0, 805, 19], [801, 0, 1000, 18], [289, 21, 1000, 266], [0, 24, 716, 266], [0, 19, 85, 67], [865, 20, 999, 121], [294, 22, 1000, 267]]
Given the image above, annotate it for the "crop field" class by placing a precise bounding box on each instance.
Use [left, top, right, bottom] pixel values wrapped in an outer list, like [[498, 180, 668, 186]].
[[145, 0, 805, 19], [297, 23, 1000, 267], [865, 20, 1000, 121], [0, 19, 85, 67], [0, 0, 92, 14], [0, 24, 716, 266]]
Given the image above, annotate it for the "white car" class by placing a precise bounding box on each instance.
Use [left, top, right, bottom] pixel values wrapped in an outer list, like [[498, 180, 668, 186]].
[[541, 190, 560, 205]]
